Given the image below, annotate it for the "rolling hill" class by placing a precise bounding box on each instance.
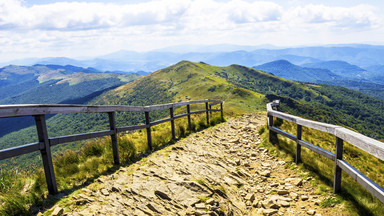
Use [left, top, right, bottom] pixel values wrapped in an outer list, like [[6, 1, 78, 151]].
[[253, 60, 338, 82]]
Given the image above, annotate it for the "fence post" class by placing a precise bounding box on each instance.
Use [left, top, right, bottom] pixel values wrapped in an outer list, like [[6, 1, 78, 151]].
[[108, 112, 120, 165], [220, 103, 224, 120], [170, 106, 175, 140], [145, 111, 153, 151], [268, 114, 274, 143], [209, 104, 212, 116], [296, 125, 302, 163], [334, 137, 343, 193], [205, 102, 209, 125], [34, 115, 58, 195], [187, 104, 192, 131]]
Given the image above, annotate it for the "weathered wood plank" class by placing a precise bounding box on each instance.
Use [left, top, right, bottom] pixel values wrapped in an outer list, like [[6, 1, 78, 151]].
[[334, 137, 343, 193], [150, 118, 172, 127], [268, 115, 274, 143], [296, 118, 341, 134], [205, 102, 209, 125], [145, 111, 152, 151], [108, 112, 119, 165], [34, 115, 58, 195], [187, 105, 192, 131], [173, 99, 210, 107], [268, 110, 301, 123], [116, 124, 148, 133], [296, 125, 302, 163], [190, 110, 206, 115], [298, 140, 335, 161], [174, 113, 189, 119], [220, 103, 224, 120], [0, 105, 144, 118], [0, 142, 41, 160], [269, 126, 297, 141], [338, 160, 384, 203], [170, 107, 175, 140], [209, 101, 221, 106], [0, 100, 220, 118], [49, 130, 114, 146], [335, 127, 384, 161], [208, 99, 223, 104]]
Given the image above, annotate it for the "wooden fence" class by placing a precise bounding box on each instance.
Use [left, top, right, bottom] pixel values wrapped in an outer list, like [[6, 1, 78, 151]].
[[0, 99, 223, 195], [267, 100, 384, 203]]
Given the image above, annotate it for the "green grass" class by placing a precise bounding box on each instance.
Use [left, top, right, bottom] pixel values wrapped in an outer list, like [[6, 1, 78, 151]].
[[258, 119, 384, 216], [0, 112, 224, 215]]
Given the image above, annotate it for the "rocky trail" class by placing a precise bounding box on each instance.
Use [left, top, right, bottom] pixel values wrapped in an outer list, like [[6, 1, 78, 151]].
[[45, 113, 345, 216]]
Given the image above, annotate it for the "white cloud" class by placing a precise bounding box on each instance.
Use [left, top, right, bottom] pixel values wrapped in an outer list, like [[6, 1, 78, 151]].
[[0, 0, 383, 61], [286, 4, 381, 30], [0, 0, 286, 31], [226, 0, 282, 24], [0, 0, 190, 30]]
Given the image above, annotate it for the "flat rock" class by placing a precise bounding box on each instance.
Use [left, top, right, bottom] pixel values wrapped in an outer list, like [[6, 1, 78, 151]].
[[263, 208, 278, 216], [51, 207, 64, 216]]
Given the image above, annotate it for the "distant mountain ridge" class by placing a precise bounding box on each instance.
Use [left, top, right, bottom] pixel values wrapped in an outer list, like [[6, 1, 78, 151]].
[[252, 59, 384, 100], [302, 60, 366, 77], [254, 60, 338, 83], [3, 44, 384, 73]]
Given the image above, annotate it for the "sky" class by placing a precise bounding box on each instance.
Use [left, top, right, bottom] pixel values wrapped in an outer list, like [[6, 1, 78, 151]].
[[1, 0, 384, 62]]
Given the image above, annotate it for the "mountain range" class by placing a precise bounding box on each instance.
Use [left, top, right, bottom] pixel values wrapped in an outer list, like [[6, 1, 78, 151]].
[[2, 44, 384, 74], [252, 59, 384, 100]]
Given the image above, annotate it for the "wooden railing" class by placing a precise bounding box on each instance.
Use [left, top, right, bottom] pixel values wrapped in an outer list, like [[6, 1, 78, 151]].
[[0, 99, 223, 194], [267, 100, 384, 203]]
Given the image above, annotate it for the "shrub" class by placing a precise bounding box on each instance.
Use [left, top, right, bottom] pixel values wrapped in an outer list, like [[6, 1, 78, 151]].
[[177, 125, 186, 137], [55, 150, 79, 169], [118, 137, 137, 163], [80, 141, 105, 158]]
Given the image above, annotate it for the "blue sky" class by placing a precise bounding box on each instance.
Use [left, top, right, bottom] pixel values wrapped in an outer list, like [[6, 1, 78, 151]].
[[1, 0, 384, 62]]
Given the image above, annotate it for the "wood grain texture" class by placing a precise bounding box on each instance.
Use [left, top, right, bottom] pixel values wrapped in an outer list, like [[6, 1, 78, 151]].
[[338, 159, 384, 203], [0, 142, 40, 160], [0, 100, 223, 118]]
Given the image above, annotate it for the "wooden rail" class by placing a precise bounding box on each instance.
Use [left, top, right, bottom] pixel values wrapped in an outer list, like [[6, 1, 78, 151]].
[[0, 99, 224, 194], [267, 100, 384, 203]]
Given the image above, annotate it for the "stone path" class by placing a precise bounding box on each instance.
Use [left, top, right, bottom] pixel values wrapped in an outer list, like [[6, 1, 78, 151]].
[[46, 113, 345, 216]]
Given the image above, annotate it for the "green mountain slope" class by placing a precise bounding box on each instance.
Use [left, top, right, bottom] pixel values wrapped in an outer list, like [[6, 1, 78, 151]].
[[211, 63, 384, 139]]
